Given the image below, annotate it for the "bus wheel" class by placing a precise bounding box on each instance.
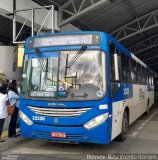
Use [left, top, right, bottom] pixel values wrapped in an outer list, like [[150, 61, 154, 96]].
[[145, 100, 150, 115], [117, 111, 128, 142]]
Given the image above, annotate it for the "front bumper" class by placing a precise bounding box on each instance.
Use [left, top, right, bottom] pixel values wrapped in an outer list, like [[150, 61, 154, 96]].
[[20, 119, 110, 144]]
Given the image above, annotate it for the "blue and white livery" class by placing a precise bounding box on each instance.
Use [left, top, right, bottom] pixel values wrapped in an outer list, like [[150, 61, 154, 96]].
[[20, 31, 154, 144]]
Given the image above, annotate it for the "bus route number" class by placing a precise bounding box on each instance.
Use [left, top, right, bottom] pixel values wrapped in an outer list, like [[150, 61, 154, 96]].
[[32, 116, 45, 121]]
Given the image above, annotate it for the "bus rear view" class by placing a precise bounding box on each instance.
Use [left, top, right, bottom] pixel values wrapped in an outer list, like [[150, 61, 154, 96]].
[[20, 32, 110, 144]]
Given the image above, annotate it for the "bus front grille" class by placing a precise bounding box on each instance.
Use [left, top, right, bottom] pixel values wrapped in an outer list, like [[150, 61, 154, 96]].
[[28, 106, 91, 117]]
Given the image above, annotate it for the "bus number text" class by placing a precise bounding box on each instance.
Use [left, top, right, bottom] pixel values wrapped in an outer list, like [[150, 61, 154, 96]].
[[32, 116, 45, 121]]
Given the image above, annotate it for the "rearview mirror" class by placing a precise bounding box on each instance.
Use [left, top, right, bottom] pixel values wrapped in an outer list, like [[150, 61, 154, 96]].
[[114, 53, 119, 81]]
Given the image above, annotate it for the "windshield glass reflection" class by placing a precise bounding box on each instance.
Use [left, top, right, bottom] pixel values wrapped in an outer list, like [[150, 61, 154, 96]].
[[59, 50, 106, 100], [22, 50, 106, 101]]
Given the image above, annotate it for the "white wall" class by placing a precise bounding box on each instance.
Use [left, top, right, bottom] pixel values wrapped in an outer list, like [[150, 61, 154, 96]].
[[0, 46, 22, 81]]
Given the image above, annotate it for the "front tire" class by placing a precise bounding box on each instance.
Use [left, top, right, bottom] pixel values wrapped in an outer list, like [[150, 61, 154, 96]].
[[117, 111, 129, 142]]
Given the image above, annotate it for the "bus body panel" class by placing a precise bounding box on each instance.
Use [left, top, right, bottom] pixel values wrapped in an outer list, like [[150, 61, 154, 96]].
[[20, 118, 110, 144], [147, 85, 155, 108], [20, 31, 155, 144], [20, 98, 110, 126], [107, 35, 154, 141], [110, 82, 133, 140], [20, 98, 112, 144]]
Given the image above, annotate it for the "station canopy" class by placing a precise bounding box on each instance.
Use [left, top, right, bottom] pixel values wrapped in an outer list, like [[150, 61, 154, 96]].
[[33, 0, 158, 73], [1, 0, 158, 72]]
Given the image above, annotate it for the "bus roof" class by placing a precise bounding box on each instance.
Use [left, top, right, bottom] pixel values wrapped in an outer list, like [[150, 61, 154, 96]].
[[131, 54, 147, 68], [108, 33, 147, 68]]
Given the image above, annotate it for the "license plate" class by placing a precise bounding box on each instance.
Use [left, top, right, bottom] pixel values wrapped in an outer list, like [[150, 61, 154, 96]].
[[51, 132, 66, 138]]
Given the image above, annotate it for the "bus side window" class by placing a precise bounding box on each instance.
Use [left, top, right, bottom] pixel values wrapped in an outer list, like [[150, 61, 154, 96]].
[[109, 43, 120, 97], [131, 59, 137, 84], [142, 67, 146, 85], [22, 55, 29, 95], [137, 63, 142, 84], [121, 54, 130, 83], [151, 73, 154, 85], [147, 70, 149, 85]]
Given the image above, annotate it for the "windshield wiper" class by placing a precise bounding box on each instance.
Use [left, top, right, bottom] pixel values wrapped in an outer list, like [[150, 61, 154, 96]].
[[35, 49, 47, 72], [67, 46, 87, 68], [64, 46, 87, 81], [35, 49, 49, 90]]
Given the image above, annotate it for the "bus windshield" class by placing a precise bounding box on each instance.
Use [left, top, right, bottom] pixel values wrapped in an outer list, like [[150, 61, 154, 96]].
[[22, 50, 106, 101]]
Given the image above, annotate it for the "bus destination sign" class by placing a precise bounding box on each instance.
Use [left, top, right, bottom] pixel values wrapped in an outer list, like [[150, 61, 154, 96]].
[[28, 34, 100, 49]]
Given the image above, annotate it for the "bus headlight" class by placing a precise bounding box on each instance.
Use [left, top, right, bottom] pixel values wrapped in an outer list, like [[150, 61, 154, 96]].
[[19, 111, 33, 126], [84, 113, 109, 130]]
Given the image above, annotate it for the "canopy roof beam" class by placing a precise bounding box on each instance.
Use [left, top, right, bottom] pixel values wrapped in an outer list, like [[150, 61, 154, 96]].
[[129, 34, 158, 55], [139, 48, 158, 60], [143, 54, 158, 63], [111, 9, 158, 41], [58, 0, 109, 27]]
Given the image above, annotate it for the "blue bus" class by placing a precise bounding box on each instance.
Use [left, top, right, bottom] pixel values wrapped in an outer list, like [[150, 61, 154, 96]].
[[20, 31, 154, 144]]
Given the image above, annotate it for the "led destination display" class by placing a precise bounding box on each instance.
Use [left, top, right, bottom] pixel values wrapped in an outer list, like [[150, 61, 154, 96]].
[[28, 34, 100, 49]]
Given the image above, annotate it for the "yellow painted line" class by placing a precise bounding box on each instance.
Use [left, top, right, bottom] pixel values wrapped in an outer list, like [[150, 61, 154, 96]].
[[1, 130, 8, 138]]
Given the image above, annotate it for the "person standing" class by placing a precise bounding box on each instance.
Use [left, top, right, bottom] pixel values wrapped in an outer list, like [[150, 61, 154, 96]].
[[0, 87, 9, 142], [7, 83, 20, 138]]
